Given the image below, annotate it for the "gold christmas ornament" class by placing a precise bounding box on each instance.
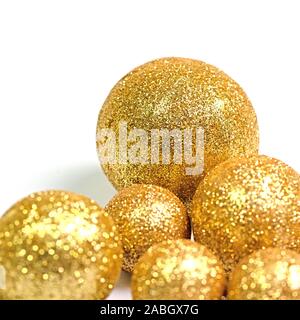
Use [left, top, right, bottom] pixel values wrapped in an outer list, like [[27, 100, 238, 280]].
[[228, 248, 300, 300], [0, 190, 123, 300], [131, 239, 226, 300], [105, 184, 190, 272], [191, 155, 300, 272], [97, 57, 259, 201]]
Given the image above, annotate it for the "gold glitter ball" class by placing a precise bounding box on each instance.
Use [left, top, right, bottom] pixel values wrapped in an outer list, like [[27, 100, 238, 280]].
[[105, 184, 190, 272], [97, 57, 259, 201], [228, 248, 300, 300], [131, 239, 226, 300], [0, 190, 123, 300], [191, 155, 300, 272]]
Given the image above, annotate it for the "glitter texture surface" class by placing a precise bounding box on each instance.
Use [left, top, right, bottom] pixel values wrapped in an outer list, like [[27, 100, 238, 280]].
[[131, 239, 226, 300], [97, 57, 259, 201], [228, 248, 300, 300], [191, 155, 300, 272], [0, 191, 123, 300], [105, 184, 190, 272]]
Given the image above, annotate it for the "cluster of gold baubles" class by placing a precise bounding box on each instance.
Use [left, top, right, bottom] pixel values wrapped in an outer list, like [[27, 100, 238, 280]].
[[0, 58, 299, 300]]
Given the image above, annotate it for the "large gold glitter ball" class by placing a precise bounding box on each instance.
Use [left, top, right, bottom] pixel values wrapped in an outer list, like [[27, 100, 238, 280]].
[[228, 248, 300, 300], [97, 57, 259, 201], [131, 239, 226, 300], [105, 184, 190, 272], [191, 155, 300, 272], [0, 190, 123, 300]]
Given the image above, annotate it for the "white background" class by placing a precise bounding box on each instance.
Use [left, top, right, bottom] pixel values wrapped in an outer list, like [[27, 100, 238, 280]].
[[0, 0, 299, 300]]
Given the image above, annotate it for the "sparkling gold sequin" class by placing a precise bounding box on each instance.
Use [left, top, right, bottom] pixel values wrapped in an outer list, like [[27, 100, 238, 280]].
[[228, 248, 300, 300], [191, 155, 300, 272], [105, 184, 190, 272], [131, 239, 226, 300], [97, 57, 259, 201], [0, 190, 123, 300]]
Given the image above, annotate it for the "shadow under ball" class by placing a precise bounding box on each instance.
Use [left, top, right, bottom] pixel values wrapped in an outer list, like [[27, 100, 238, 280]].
[[97, 57, 259, 201]]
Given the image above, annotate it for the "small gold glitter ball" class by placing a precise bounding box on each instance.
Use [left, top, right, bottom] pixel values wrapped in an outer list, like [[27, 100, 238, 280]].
[[228, 248, 300, 300], [105, 184, 190, 272], [131, 239, 226, 300], [0, 190, 123, 300], [191, 155, 300, 272], [97, 57, 259, 201]]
